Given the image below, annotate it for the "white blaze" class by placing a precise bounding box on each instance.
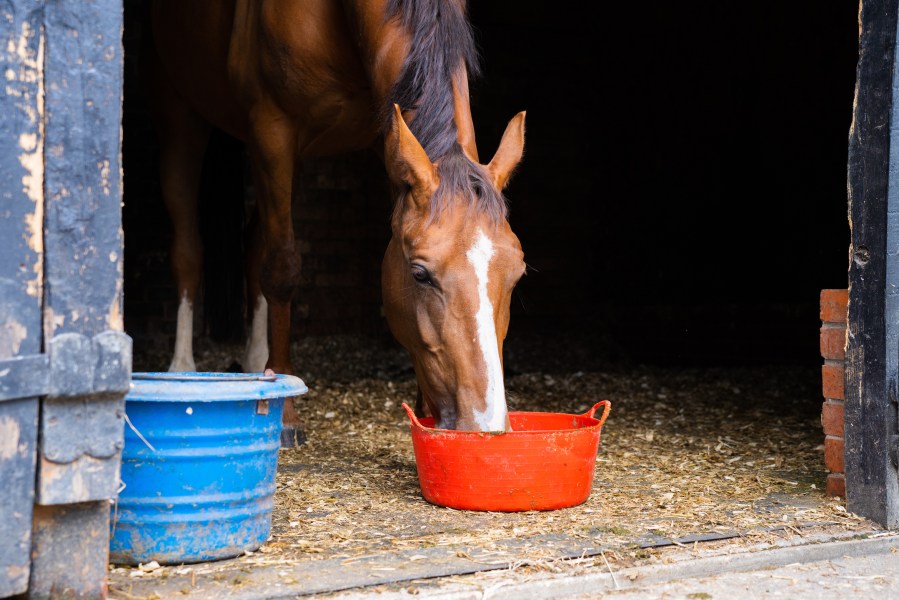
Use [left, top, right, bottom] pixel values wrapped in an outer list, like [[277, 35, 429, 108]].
[[466, 229, 507, 431], [169, 293, 196, 372]]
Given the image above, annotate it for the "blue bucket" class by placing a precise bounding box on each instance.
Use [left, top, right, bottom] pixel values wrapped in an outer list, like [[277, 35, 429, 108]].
[[110, 372, 308, 565]]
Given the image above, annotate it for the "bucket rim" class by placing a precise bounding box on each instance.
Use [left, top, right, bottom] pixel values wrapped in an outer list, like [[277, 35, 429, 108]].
[[402, 400, 612, 435], [126, 372, 308, 402]]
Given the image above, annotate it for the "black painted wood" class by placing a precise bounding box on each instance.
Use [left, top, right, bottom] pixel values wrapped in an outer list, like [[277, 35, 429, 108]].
[[846, 0, 899, 528], [43, 1, 125, 339], [24, 1, 129, 597], [0, 355, 49, 403], [1, 1, 129, 596], [0, 0, 45, 594]]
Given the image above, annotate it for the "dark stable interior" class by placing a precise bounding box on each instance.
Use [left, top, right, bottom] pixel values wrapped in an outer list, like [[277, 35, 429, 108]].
[[122, 1, 858, 374]]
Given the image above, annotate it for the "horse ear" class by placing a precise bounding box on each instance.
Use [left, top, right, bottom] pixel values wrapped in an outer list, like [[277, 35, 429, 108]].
[[385, 104, 438, 209], [485, 111, 526, 190]]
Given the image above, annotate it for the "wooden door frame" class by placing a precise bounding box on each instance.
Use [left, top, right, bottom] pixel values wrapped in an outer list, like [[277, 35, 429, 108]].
[[0, 1, 130, 596], [847, 0, 899, 528]]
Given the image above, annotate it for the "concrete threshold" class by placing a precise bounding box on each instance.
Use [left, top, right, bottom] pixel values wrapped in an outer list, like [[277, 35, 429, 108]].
[[325, 530, 899, 600]]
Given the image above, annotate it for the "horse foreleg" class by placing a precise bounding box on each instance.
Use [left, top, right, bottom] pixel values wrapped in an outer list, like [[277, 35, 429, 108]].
[[155, 106, 211, 373], [249, 181, 301, 378], [247, 112, 303, 445], [259, 236, 303, 447], [243, 209, 268, 372]]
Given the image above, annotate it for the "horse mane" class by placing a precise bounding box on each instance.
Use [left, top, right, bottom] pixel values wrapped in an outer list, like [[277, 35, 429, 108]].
[[385, 0, 508, 224]]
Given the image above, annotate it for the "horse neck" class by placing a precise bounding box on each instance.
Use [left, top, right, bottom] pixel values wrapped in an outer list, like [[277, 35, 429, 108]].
[[349, 0, 480, 161]]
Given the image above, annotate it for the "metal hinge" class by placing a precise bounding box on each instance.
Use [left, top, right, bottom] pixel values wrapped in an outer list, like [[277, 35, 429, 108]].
[[0, 330, 132, 403], [0, 353, 50, 403], [37, 331, 132, 505]]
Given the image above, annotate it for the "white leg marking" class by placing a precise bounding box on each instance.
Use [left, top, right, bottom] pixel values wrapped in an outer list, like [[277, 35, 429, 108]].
[[168, 294, 196, 372], [244, 294, 269, 372], [466, 229, 507, 431]]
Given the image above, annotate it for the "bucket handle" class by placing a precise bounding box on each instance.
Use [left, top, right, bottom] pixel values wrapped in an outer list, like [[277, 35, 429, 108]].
[[131, 373, 278, 382], [405, 401, 612, 430], [401, 402, 425, 431], [583, 400, 612, 427]]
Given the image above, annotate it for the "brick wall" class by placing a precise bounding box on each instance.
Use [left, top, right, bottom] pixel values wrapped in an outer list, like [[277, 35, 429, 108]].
[[820, 288, 848, 498]]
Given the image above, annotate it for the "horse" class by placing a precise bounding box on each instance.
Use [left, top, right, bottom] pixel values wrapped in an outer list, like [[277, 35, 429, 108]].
[[141, 0, 527, 440]]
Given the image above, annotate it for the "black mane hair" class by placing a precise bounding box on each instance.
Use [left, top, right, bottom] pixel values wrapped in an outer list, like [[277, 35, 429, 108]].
[[385, 0, 508, 223]]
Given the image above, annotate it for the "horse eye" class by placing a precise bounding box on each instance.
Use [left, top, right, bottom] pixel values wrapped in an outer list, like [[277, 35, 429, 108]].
[[411, 265, 433, 285]]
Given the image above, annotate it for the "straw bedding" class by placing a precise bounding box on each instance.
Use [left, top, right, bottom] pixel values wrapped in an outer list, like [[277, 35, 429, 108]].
[[110, 333, 876, 598]]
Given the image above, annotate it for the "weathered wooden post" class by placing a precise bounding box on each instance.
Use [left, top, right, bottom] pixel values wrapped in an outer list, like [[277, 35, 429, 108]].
[[1, 1, 128, 597], [846, 0, 899, 529]]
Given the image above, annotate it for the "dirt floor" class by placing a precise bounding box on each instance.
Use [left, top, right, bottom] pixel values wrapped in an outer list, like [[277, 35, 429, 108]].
[[108, 332, 879, 599]]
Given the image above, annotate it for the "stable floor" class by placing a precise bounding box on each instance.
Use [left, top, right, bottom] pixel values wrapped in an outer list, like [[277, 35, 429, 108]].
[[108, 334, 878, 598]]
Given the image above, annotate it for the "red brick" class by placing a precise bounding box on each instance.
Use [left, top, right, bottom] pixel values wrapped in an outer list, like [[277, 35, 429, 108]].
[[826, 473, 846, 498], [821, 400, 845, 437], [822, 364, 845, 400], [820, 289, 848, 323], [824, 435, 845, 473], [819, 325, 847, 360]]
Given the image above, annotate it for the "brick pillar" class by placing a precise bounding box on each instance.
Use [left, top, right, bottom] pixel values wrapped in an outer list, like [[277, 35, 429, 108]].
[[820, 289, 848, 498]]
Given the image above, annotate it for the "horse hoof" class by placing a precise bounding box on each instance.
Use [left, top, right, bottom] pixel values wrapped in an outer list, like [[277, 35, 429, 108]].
[[280, 425, 306, 448]]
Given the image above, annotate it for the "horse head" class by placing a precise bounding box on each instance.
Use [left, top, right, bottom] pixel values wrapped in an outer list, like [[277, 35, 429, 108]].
[[381, 105, 526, 432]]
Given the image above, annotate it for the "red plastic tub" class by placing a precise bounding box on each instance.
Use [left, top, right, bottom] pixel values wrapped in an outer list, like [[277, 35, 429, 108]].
[[402, 400, 612, 512]]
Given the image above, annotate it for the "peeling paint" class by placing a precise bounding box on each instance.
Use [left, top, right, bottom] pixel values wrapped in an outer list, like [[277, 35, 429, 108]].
[[98, 159, 111, 195], [4, 565, 27, 586], [18, 131, 37, 152], [0, 416, 22, 460], [72, 469, 85, 499], [39, 454, 118, 504], [108, 283, 124, 331], [0, 319, 27, 360], [43, 308, 65, 339], [39, 456, 62, 484], [15, 21, 46, 299]]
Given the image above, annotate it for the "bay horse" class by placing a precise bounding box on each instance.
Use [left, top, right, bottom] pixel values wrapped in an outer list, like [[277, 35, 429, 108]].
[[142, 0, 527, 439]]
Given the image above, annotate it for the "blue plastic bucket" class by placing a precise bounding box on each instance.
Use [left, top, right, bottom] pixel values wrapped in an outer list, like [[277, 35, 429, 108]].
[[110, 372, 308, 565]]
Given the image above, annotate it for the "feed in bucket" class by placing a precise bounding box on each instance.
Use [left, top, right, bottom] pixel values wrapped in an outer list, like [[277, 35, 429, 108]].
[[403, 400, 612, 512]]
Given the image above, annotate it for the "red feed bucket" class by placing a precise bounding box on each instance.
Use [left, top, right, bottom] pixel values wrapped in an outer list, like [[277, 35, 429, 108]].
[[402, 400, 612, 512]]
